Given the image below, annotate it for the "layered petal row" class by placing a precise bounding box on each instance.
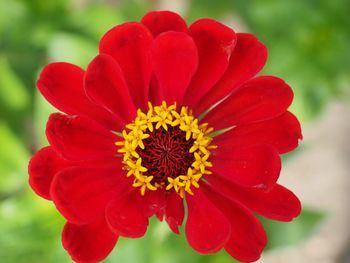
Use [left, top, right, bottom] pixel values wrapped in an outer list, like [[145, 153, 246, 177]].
[[29, 10, 302, 263]]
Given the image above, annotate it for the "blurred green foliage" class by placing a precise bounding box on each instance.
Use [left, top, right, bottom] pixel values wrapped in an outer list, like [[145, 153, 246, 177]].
[[261, 209, 325, 250], [1, 0, 345, 262], [189, 0, 350, 121]]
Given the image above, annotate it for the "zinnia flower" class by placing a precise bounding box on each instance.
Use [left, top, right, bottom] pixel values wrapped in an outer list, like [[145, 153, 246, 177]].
[[28, 10, 302, 263]]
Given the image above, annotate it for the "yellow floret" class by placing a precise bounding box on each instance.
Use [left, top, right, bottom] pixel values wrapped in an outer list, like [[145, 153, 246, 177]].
[[115, 101, 216, 198]]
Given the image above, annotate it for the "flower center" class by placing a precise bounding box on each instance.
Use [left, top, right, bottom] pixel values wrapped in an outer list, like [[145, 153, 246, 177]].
[[137, 126, 195, 185], [116, 101, 215, 197]]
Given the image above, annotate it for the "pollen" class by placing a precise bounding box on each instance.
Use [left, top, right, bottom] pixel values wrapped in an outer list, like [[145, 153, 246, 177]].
[[116, 101, 215, 197]]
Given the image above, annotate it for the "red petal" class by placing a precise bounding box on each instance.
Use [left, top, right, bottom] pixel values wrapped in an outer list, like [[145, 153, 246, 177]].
[[185, 188, 231, 254], [250, 184, 302, 221], [51, 162, 129, 225], [214, 111, 302, 154], [37, 62, 123, 131], [142, 189, 166, 218], [165, 191, 185, 234], [99, 22, 153, 110], [148, 74, 161, 105], [151, 31, 198, 105], [156, 209, 165, 222], [85, 54, 136, 123], [204, 185, 267, 262], [203, 76, 294, 130], [28, 146, 71, 200], [211, 144, 281, 190], [106, 190, 149, 238], [141, 11, 187, 37], [62, 217, 118, 263], [206, 176, 301, 222], [46, 113, 116, 161], [183, 19, 236, 108], [194, 33, 268, 115]]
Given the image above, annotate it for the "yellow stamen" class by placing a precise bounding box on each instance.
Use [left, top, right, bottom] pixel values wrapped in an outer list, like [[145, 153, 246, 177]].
[[192, 152, 213, 173], [126, 158, 147, 178], [115, 101, 216, 197], [133, 175, 157, 195]]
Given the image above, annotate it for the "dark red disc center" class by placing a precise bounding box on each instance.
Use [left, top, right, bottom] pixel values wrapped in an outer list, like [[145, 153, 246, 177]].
[[136, 126, 194, 184]]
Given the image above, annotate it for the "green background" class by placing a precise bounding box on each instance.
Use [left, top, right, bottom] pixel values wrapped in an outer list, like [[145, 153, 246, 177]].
[[1, 0, 349, 262]]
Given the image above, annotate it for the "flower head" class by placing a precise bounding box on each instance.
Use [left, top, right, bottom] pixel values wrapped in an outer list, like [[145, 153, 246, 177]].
[[28, 10, 302, 263]]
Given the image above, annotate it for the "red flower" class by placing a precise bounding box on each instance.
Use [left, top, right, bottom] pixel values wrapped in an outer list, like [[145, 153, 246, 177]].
[[28, 11, 302, 263]]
